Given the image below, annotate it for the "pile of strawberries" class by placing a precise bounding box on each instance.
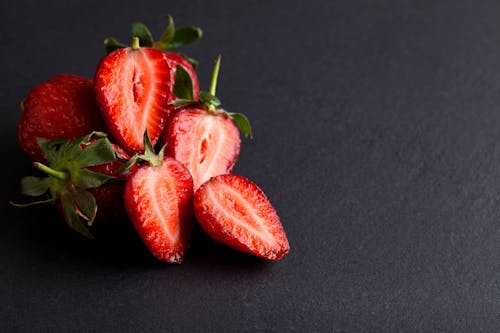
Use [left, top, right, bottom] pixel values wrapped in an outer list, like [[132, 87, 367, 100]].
[[14, 18, 289, 263]]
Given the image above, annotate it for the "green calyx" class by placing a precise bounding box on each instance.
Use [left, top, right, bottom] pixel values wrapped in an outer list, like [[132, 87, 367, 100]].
[[119, 130, 165, 172], [12, 132, 119, 239], [172, 55, 253, 139], [104, 16, 202, 59]]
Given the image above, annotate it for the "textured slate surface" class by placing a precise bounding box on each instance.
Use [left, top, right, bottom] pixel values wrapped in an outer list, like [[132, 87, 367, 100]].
[[2, 1, 500, 331]]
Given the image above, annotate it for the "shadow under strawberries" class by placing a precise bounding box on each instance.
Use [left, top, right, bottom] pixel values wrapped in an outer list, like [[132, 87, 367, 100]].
[[4, 147, 272, 276]]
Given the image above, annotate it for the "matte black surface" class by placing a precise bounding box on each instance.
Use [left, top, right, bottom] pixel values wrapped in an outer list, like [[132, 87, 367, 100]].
[[2, 1, 500, 331]]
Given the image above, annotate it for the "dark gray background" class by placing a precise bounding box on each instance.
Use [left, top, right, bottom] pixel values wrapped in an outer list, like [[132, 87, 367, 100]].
[[2, 0, 500, 331]]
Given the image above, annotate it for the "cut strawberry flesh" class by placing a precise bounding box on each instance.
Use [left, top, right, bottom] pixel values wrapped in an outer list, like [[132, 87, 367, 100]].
[[95, 47, 173, 154], [194, 174, 289, 260], [163, 108, 241, 190], [124, 158, 194, 263]]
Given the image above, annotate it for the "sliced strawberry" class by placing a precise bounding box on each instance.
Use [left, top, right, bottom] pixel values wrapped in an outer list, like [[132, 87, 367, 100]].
[[162, 108, 240, 190], [193, 174, 290, 260], [94, 45, 173, 154], [123, 133, 194, 263], [161, 55, 250, 190]]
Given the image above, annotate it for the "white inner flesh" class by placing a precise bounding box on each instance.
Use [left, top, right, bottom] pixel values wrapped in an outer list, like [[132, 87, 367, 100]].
[[206, 182, 276, 248]]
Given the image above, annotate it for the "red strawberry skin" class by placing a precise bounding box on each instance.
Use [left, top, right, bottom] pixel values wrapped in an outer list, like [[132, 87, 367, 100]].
[[124, 157, 194, 263], [166, 53, 200, 104], [161, 108, 241, 190], [94, 47, 173, 155], [17, 74, 106, 161], [87, 143, 134, 224], [193, 174, 290, 260]]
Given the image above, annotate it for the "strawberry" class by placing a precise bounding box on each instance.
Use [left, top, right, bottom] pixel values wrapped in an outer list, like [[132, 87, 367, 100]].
[[84, 142, 134, 224], [13, 132, 131, 239], [123, 132, 194, 263], [17, 74, 106, 161], [160, 55, 252, 190], [104, 17, 201, 105], [97, 18, 201, 155], [193, 174, 290, 260], [94, 39, 173, 155]]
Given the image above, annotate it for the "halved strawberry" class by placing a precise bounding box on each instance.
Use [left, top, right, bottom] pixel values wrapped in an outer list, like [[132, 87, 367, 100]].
[[123, 132, 194, 263], [160, 55, 251, 190], [94, 40, 173, 155], [104, 17, 201, 111], [162, 108, 240, 190], [193, 174, 290, 260]]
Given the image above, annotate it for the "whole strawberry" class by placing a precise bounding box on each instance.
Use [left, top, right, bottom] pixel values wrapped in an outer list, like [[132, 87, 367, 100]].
[[161, 55, 251, 190], [14, 132, 131, 238], [96, 18, 202, 155], [17, 74, 106, 161]]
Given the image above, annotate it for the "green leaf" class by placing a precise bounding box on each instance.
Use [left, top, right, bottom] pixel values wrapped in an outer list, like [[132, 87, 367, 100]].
[[76, 138, 116, 167], [168, 26, 203, 49], [104, 37, 127, 54], [199, 91, 221, 108], [73, 190, 97, 225], [228, 113, 253, 138], [131, 22, 154, 47], [71, 131, 107, 146], [37, 137, 67, 162], [141, 130, 161, 165], [59, 131, 109, 163], [178, 53, 199, 69], [20, 176, 51, 196], [117, 154, 140, 173], [170, 99, 195, 107], [157, 16, 176, 50], [173, 65, 194, 100], [75, 169, 115, 189], [60, 193, 94, 239]]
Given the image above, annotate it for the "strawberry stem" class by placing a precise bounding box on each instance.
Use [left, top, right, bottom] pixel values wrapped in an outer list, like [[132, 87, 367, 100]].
[[33, 162, 68, 181], [208, 55, 222, 102], [131, 36, 140, 50]]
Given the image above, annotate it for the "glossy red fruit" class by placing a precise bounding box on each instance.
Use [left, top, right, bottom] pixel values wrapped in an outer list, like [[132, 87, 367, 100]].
[[161, 107, 240, 190], [86, 143, 134, 224], [165, 53, 199, 106], [193, 174, 290, 260], [124, 157, 194, 263], [17, 74, 106, 161], [94, 46, 173, 154]]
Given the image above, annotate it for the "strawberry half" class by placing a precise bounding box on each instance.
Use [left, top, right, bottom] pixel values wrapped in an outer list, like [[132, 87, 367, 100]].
[[123, 132, 194, 263], [193, 174, 290, 260], [17, 74, 106, 161], [161, 55, 251, 190], [94, 40, 173, 155], [103, 17, 201, 113]]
